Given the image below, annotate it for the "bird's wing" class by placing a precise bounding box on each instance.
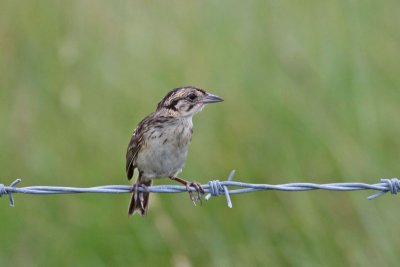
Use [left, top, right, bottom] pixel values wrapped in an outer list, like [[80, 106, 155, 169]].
[[126, 115, 151, 180]]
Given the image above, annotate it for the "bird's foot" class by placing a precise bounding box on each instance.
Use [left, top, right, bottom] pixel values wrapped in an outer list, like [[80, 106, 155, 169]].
[[186, 181, 204, 206], [170, 176, 204, 206]]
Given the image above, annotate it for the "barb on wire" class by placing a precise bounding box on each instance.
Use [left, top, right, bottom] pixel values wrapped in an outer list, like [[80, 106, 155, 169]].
[[205, 170, 235, 208], [0, 179, 21, 207], [1, 171, 399, 208]]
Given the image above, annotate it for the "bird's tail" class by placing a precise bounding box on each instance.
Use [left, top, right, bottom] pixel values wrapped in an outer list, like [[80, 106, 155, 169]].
[[128, 180, 152, 216]]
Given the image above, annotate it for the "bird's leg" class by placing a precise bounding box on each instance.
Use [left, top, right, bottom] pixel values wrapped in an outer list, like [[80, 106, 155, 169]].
[[170, 176, 204, 205]]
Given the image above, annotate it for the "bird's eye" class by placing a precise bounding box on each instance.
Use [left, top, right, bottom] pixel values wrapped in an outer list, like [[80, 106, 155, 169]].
[[187, 93, 197, 101]]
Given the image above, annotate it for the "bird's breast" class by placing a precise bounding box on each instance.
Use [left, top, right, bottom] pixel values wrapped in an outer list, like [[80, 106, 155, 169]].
[[136, 119, 193, 178]]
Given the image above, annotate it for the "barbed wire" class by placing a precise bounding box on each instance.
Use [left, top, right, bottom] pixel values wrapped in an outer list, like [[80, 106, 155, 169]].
[[1, 170, 399, 208]]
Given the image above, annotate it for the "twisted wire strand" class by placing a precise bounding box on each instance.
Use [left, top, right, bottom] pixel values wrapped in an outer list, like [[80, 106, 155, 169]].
[[1, 171, 399, 208]]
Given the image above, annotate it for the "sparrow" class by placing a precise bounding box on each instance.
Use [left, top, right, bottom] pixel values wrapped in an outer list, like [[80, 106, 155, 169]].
[[126, 86, 223, 215]]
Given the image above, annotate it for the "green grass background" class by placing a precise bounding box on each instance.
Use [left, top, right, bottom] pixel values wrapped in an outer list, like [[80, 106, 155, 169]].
[[1, 1, 400, 266]]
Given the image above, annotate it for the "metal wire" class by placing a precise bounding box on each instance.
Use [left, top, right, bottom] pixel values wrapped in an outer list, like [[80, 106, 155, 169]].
[[1, 170, 399, 208]]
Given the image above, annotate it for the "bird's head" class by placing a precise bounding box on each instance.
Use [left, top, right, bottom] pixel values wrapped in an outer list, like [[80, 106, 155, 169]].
[[157, 86, 223, 117]]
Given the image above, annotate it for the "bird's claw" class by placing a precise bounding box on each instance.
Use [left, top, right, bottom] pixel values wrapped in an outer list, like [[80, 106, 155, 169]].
[[186, 181, 204, 206]]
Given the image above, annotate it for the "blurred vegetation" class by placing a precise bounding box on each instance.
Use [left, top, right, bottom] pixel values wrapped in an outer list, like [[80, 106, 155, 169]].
[[1, 0, 400, 266]]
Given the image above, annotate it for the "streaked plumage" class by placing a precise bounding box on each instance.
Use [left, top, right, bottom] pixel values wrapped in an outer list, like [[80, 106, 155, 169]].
[[126, 86, 223, 215]]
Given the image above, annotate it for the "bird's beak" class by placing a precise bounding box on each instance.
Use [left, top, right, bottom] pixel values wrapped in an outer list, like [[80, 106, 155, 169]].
[[203, 93, 224, 104]]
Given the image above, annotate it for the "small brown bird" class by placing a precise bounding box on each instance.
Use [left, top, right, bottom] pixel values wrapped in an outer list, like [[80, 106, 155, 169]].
[[126, 86, 223, 215]]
